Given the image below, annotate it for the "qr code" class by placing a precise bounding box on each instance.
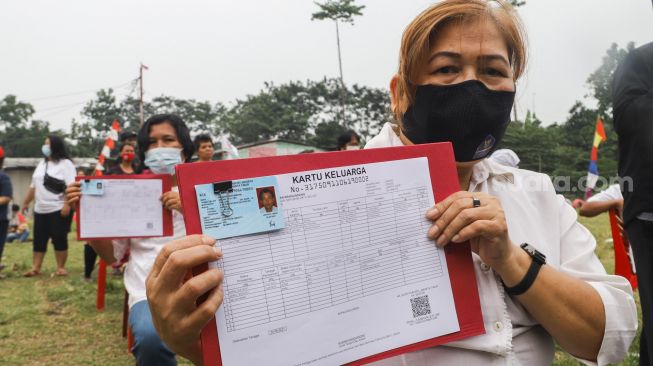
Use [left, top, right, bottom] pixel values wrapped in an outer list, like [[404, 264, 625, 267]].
[[410, 295, 431, 318], [146, 222, 153, 230]]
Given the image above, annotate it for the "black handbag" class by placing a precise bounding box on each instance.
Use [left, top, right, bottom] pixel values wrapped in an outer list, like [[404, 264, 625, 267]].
[[43, 161, 67, 194]]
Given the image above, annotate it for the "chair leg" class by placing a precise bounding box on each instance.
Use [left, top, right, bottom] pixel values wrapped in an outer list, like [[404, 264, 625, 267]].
[[96, 259, 107, 311], [127, 326, 134, 353], [122, 290, 129, 338]]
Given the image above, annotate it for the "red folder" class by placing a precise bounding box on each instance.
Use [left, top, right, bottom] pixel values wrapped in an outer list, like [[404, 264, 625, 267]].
[[176, 142, 484, 366], [75, 174, 173, 241]]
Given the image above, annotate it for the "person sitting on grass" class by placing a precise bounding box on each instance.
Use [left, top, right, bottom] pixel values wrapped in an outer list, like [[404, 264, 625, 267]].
[[7, 204, 29, 243]]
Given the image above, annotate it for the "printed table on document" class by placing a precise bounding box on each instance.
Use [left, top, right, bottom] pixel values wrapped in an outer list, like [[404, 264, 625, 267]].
[[218, 186, 443, 332]]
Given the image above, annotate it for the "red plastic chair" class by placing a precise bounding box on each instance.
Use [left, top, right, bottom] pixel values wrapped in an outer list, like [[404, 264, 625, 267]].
[[608, 209, 638, 290], [123, 290, 134, 353], [96, 259, 107, 310], [97, 260, 134, 353]]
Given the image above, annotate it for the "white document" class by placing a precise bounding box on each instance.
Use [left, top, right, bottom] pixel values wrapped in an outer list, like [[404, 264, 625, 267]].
[[205, 157, 459, 366], [79, 179, 164, 238]]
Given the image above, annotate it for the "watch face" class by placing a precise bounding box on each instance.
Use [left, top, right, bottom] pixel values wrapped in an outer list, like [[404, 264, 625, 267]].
[[521, 243, 546, 264]]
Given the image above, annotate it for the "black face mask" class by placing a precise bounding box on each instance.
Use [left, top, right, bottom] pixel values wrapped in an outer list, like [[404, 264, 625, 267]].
[[401, 80, 515, 162]]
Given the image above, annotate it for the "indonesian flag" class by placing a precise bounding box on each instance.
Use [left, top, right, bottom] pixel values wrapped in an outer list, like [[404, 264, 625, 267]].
[[585, 117, 607, 197]]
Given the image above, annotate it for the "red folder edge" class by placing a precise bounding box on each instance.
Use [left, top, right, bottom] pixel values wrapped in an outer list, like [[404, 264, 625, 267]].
[[75, 174, 173, 241], [176, 143, 485, 366]]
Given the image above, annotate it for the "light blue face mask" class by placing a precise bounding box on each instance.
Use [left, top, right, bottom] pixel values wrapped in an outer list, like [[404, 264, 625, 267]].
[[41, 145, 51, 157], [144, 147, 183, 175]]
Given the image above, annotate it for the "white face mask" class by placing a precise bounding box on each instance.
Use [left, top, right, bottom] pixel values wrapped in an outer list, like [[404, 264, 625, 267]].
[[345, 145, 361, 151], [144, 147, 183, 175]]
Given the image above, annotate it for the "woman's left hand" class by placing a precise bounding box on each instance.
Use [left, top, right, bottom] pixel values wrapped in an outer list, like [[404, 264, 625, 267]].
[[426, 191, 516, 271], [146, 235, 223, 366], [161, 191, 183, 212]]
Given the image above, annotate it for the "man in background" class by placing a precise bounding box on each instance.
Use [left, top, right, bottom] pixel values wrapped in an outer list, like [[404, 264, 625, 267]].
[[119, 130, 138, 147], [613, 41, 653, 365], [337, 130, 360, 151]]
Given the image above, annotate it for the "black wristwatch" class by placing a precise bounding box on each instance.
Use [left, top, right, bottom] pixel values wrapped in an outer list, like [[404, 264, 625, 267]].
[[503, 243, 546, 296]]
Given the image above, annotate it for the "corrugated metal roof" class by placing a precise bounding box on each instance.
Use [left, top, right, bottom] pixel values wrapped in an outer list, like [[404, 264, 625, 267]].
[[4, 157, 98, 169]]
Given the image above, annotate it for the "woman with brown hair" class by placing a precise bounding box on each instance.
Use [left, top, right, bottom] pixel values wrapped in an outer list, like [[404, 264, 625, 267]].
[[144, 1, 637, 364]]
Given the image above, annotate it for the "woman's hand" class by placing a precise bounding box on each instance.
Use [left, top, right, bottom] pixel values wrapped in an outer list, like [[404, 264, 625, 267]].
[[65, 182, 82, 206], [146, 235, 223, 366], [161, 191, 183, 212], [426, 191, 517, 272], [61, 203, 71, 217]]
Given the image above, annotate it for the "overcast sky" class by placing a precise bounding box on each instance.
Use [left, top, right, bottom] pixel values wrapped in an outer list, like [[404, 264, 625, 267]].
[[1, 0, 652, 132]]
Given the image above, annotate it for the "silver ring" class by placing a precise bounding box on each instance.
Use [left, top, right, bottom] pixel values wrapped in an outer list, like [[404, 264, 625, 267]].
[[472, 197, 481, 208]]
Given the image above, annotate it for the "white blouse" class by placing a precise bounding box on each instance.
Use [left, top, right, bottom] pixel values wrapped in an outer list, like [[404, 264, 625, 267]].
[[123, 187, 187, 308], [366, 123, 638, 366]]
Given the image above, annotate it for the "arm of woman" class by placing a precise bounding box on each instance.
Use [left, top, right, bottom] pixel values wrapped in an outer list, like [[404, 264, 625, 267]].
[[21, 187, 35, 214], [428, 191, 636, 362], [578, 199, 623, 217], [88, 239, 118, 264], [146, 235, 223, 366], [61, 201, 71, 217]]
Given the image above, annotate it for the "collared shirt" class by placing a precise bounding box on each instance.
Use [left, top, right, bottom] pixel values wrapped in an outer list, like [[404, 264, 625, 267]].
[[365, 123, 638, 366], [587, 184, 623, 203], [260, 206, 278, 214]]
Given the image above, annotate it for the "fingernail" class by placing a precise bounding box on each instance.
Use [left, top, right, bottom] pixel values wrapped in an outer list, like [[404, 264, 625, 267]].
[[426, 207, 439, 217], [428, 225, 439, 239], [202, 236, 216, 245], [436, 236, 445, 246], [451, 234, 461, 243], [213, 247, 222, 257]]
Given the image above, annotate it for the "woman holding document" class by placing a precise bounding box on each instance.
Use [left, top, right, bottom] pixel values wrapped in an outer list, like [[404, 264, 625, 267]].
[[145, 0, 637, 365], [66, 114, 199, 366]]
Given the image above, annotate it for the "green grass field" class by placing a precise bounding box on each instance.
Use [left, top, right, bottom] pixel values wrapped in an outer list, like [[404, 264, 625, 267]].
[[0, 214, 642, 365]]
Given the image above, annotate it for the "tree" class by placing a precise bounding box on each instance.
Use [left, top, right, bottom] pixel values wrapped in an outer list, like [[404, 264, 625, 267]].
[[585, 42, 635, 122], [223, 78, 391, 149], [0, 95, 35, 129], [150, 96, 226, 137], [0, 95, 54, 157], [225, 81, 322, 145], [501, 111, 560, 174], [311, 0, 365, 126], [80, 89, 124, 133]]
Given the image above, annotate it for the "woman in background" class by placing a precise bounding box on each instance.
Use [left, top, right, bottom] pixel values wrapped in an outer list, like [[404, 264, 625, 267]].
[[22, 135, 75, 277], [66, 114, 195, 365]]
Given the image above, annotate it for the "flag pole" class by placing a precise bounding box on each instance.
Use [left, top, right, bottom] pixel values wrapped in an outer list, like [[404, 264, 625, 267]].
[[139, 63, 147, 126]]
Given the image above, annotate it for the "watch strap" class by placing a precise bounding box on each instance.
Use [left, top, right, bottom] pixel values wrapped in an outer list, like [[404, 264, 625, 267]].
[[503, 257, 542, 296]]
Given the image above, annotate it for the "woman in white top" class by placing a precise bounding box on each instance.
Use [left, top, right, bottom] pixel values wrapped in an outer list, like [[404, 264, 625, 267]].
[[144, 1, 638, 365], [22, 135, 76, 277], [66, 114, 195, 366]]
